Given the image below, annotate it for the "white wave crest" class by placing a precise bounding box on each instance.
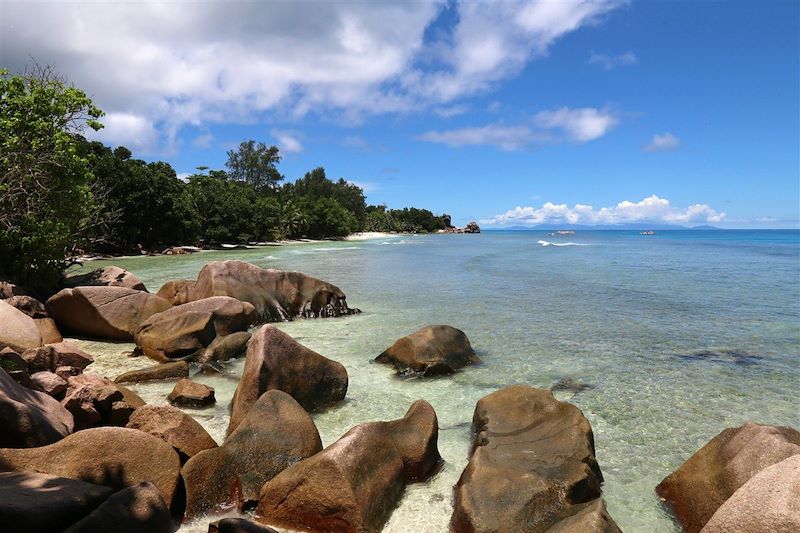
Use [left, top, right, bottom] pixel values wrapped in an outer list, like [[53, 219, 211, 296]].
[[537, 240, 588, 247]]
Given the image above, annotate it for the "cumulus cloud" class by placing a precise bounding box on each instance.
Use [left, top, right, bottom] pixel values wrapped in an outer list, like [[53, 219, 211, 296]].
[[1, 0, 624, 151], [534, 107, 618, 142], [270, 129, 303, 153], [419, 106, 617, 149], [644, 132, 681, 152], [87, 112, 159, 153], [192, 133, 215, 149], [482, 195, 726, 226], [588, 51, 637, 70]]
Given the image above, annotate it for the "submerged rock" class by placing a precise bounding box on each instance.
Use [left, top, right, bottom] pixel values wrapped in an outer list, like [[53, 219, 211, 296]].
[[63, 266, 148, 292], [114, 360, 190, 384], [0, 426, 182, 509], [134, 296, 256, 362], [126, 404, 218, 462], [700, 454, 800, 533], [0, 472, 113, 533], [228, 325, 347, 434], [182, 390, 322, 517], [172, 260, 359, 321], [376, 325, 479, 376], [168, 378, 216, 407], [0, 299, 42, 353], [656, 422, 800, 532], [0, 368, 74, 448], [256, 400, 441, 533], [451, 385, 619, 533], [46, 286, 172, 341], [551, 377, 593, 393]]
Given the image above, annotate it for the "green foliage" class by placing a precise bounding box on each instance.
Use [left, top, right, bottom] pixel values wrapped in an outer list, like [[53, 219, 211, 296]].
[[0, 67, 104, 289], [282, 167, 366, 227], [225, 140, 283, 191], [87, 142, 200, 251], [306, 198, 358, 239], [364, 204, 448, 233]]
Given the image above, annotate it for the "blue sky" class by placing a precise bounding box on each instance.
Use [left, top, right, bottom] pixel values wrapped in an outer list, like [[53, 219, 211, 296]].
[[2, 0, 798, 227]]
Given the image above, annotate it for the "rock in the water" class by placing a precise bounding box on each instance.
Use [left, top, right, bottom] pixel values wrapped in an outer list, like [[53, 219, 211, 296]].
[[451, 385, 619, 533], [61, 374, 142, 429], [134, 296, 256, 362], [375, 325, 479, 376], [0, 299, 42, 352], [256, 400, 441, 533], [184, 260, 359, 321], [46, 286, 172, 341], [209, 518, 279, 533], [22, 341, 94, 374], [0, 369, 73, 447], [228, 325, 347, 434], [156, 279, 196, 305], [168, 378, 216, 407], [656, 422, 800, 532], [63, 266, 148, 292], [0, 426, 182, 509], [0, 471, 113, 533], [551, 377, 593, 393], [126, 404, 217, 462], [3, 295, 48, 318], [465, 221, 481, 233], [63, 481, 173, 533], [182, 390, 322, 517], [114, 361, 190, 383], [30, 371, 68, 398], [197, 331, 252, 363], [34, 317, 63, 344], [700, 454, 800, 533]]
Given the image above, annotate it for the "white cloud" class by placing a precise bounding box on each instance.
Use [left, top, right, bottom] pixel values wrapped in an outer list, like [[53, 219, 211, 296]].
[[434, 104, 470, 118], [87, 111, 159, 153], [588, 51, 637, 70], [420, 106, 618, 149], [1, 0, 625, 151], [534, 107, 618, 142], [192, 132, 214, 149], [347, 180, 379, 192], [644, 132, 681, 152], [270, 129, 303, 153], [483, 195, 726, 226], [417, 124, 545, 150]]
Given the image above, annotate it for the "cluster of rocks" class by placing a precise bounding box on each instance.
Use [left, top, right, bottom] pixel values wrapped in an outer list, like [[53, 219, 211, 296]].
[[439, 220, 481, 234]]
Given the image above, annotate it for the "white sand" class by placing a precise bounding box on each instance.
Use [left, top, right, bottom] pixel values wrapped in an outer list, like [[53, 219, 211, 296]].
[[345, 231, 398, 241]]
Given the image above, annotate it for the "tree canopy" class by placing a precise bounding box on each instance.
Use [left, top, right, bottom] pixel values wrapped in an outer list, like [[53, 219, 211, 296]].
[[225, 140, 283, 191]]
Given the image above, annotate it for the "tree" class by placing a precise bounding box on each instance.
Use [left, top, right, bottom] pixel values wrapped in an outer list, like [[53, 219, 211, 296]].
[[282, 167, 367, 228], [186, 171, 262, 243], [0, 66, 104, 289], [307, 198, 358, 239], [225, 140, 283, 191]]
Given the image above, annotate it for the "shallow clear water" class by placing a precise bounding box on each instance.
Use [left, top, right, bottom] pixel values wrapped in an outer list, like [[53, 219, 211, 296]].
[[70, 230, 800, 532]]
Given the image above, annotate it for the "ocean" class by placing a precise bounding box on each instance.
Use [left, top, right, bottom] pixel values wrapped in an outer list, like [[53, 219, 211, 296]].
[[71, 229, 800, 532]]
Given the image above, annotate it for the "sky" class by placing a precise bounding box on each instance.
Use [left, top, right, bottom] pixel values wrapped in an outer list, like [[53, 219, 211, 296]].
[[1, 0, 798, 228]]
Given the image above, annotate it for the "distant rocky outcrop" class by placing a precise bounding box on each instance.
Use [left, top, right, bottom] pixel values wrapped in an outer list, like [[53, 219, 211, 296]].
[[451, 385, 620, 532], [464, 221, 481, 233], [182, 390, 322, 517], [228, 325, 347, 434], [133, 296, 256, 362], [62, 266, 148, 292], [656, 422, 800, 533], [46, 286, 172, 341], [156, 260, 359, 322], [376, 325, 479, 376], [255, 400, 441, 533]]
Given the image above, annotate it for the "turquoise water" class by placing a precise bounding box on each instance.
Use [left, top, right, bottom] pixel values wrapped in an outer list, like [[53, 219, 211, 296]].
[[72, 230, 800, 532]]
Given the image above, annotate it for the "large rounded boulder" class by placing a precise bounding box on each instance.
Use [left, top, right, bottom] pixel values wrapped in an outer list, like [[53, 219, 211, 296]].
[[700, 454, 800, 533], [134, 296, 256, 362], [176, 260, 359, 321], [182, 390, 322, 517], [656, 422, 800, 532], [0, 300, 42, 353], [126, 404, 218, 462], [0, 426, 182, 509], [256, 400, 441, 533], [46, 286, 172, 341], [228, 325, 347, 434], [451, 385, 620, 533], [62, 481, 172, 533], [63, 266, 148, 292], [0, 368, 74, 447], [376, 325, 479, 376], [155, 279, 195, 306]]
